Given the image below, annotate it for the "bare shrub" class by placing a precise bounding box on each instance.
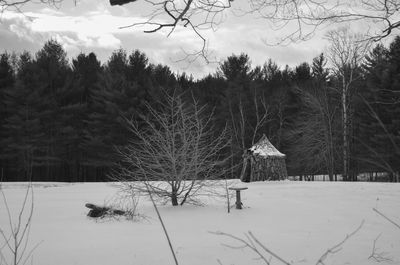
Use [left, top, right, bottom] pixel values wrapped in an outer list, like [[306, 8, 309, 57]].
[[86, 189, 144, 221], [112, 91, 231, 206], [0, 183, 40, 265]]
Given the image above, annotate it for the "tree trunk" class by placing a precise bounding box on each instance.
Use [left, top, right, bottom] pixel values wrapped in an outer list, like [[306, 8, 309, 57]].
[[342, 80, 349, 182], [171, 191, 178, 206]]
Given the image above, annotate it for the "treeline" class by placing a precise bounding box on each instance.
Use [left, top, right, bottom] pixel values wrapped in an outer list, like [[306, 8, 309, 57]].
[[0, 37, 399, 182]]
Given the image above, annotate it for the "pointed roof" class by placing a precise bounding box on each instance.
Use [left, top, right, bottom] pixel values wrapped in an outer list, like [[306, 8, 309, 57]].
[[249, 134, 285, 157]]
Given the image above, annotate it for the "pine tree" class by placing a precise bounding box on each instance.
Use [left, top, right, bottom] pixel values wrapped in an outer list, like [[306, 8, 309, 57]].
[[56, 52, 102, 181], [286, 55, 340, 180], [384, 37, 400, 180], [2, 52, 46, 180], [34, 40, 71, 180], [84, 49, 150, 180], [361, 38, 400, 181], [0, 52, 16, 179]]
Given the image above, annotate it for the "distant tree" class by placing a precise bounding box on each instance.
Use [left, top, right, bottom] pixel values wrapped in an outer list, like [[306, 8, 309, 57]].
[[287, 54, 340, 180], [294, 62, 312, 82], [191, 74, 225, 109], [219, 53, 255, 147], [219, 54, 252, 82], [84, 49, 155, 179], [71, 52, 102, 103], [0, 52, 15, 178], [360, 38, 400, 181], [382, 37, 400, 181], [127, 50, 149, 80], [150, 64, 177, 90], [35, 39, 69, 92], [354, 44, 388, 176], [218, 54, 255, 179], [2, 52, 45, 180], [0, 52, 15, 132], [34, 40, 71, 180], [326, 27, 371, 181], [56, 52, 102, 181], [84, 50, 130, 174]]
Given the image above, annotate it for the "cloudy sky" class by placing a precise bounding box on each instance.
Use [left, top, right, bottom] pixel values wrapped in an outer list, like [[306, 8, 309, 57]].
[[0, 0, 388, 78]]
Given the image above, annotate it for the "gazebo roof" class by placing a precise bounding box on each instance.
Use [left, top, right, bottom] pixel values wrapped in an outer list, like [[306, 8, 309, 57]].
[[249, 134, 286, 158]]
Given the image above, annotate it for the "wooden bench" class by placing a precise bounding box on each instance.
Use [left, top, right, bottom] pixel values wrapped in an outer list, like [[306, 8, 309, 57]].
[[228, 187, 248, 209]]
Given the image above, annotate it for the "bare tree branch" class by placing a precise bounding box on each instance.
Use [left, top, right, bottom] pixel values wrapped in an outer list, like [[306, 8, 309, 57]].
[[373, 208, 400, 229], [110, 0, 399, 59], [1, 0, 65, 13], [212, 230, 291, 265], [368, 233, 393, 263], [117, 0, 232, 62], [145, 182, 179, 265], [316, 220, 364, 265]]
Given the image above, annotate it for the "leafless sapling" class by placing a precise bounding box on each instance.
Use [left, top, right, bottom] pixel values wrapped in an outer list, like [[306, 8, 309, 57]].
[[0, 182, 40, 265], [113, 91, 231, 206]]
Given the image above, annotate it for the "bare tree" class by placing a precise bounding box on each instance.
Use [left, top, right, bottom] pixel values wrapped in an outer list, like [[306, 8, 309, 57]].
[[326, 27, 371, 181], [232, 92, 270, 150], [112, 91, 231, 206], [251, 91, 270, 145]]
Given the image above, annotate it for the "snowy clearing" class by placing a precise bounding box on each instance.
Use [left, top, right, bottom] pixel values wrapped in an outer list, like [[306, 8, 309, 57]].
[[1, 181, 400, 265]]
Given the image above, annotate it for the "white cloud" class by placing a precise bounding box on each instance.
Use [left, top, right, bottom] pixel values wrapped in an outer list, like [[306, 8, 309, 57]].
[[9, 23, 35, 42], [2, 10, 149, 51], [97, 34, 121, 48]]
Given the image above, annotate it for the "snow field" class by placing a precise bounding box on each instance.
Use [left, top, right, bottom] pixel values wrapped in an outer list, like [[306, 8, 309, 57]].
[[1, 181, 399, 265]]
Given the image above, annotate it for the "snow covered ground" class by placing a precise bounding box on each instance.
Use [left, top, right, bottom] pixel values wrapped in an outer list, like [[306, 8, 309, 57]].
[[1, 180, 399, 265]]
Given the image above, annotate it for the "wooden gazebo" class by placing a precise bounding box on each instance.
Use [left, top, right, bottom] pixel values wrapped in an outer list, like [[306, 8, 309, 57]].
[[240, 134, 288, 182]]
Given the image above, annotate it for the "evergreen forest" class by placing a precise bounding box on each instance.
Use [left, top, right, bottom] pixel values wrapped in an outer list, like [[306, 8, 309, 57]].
[[1, 37, 399, 182]]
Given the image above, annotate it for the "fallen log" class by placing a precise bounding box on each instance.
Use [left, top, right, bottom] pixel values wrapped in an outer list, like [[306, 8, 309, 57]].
[[85, 203, 125, 218]]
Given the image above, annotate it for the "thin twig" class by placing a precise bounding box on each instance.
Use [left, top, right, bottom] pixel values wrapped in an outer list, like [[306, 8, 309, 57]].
[[373, 208, 400, 229], [212, 230, 292, 265], [145, 183, 179, 265], [316, 220, 364, 265], [368, 233, 393, 263], [248, 232, 291, 265]]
